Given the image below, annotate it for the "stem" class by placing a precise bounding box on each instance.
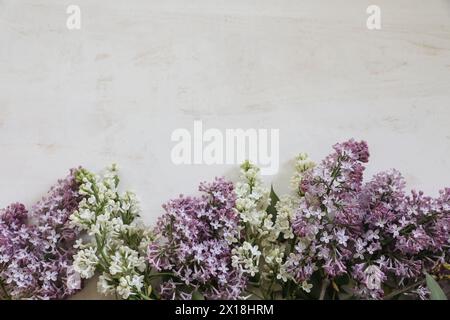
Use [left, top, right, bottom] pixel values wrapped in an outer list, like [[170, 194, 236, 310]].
[[147, 272, 175, 279], [383, 279, 425, 300], [136, 291, 152, 300], [283, 280, 292, 299], [326, 157, 342, 195], [319, 279, 330, 300], [264, 278, 275, 300], [0, 279, 11, 300], [246, 288, 265, 300]]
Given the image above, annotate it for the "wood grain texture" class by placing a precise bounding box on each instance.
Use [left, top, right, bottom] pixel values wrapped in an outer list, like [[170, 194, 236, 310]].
[[0, 0, 449, 299]]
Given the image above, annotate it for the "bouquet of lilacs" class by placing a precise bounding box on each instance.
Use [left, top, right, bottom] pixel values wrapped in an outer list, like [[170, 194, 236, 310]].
[[0, 170, 83, 300], [69, 165, 154, 300], [0, 139, 448, 301], [280, 139, 450, 300]]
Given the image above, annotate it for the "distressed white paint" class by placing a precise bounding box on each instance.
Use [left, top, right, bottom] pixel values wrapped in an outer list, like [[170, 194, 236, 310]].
[[0, 0, 449, 299]]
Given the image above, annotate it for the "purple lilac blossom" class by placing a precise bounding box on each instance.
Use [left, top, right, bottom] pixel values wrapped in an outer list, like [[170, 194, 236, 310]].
[[286, 139, 369, 284], [354, 173, 450, 299], [0, 169, 83, 300], [288, 139, 449, 299], [148, 177, 247, 300]]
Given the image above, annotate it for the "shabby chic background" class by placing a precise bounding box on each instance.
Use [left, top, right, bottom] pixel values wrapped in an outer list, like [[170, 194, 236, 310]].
[[0, 0, 449, 298]]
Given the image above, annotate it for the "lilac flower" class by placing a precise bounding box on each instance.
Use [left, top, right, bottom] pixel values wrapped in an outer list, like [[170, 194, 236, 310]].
[[353, 172, 449, 299], [0, 170, 83, 300], [148, 177, 248, 300], [285, 140, 369, 286], [286, 139, 449, 300]]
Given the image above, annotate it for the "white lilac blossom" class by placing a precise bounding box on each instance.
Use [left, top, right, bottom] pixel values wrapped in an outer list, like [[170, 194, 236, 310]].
[[270, 154, 316, 295], [0, 170, 83, 300], [70, 165, 153, 300], [290, 153, 316, 195], [233, 162, 272, 280], [233, 161, 289, 299], [235, 161, 271, 233], [274, 154, 315, 241], [231, 242, 261, 277], [234, 158, 316, 299], [364, 265, 384, 290], [73, 246, 98, 279]]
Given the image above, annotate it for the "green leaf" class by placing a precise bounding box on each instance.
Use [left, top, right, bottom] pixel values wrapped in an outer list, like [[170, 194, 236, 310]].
[[266, 185, 280, 223], [425, 273, 447, 300], [192, 291, 205, 300]]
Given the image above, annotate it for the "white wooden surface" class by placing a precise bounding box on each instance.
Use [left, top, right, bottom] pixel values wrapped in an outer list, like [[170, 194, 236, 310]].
[[1, 0, 449, 299]]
